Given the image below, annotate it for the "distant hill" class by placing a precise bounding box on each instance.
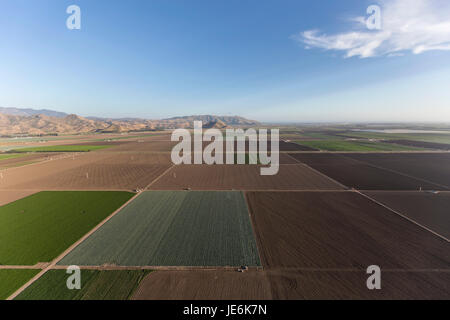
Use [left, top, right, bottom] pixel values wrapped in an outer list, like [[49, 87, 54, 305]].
[[165, 115, 259, 126], [0, 107, 68, 118], [0, 108, 259, 136]]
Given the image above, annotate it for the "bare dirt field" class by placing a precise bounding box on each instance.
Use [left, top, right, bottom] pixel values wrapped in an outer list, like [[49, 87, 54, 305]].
[[0, 153, 60, 169], [132, 270, 273, 300], [266, 269, 450, 300], [246, 191, 449, 269], [290, 153, 446, 190], [103, 140, 176, 152], [131, 268, 449, 300], [0, 190, 38, 206], [364, 191, 450, 239], [9, 163, 170, 190], [148, 164, 343, 191], [344, 153, 450, 189]]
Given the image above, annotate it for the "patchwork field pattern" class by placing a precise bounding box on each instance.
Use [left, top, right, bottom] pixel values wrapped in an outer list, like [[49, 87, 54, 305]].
[[16, 270, 149, 300], [59, 191, 261, 267], [0, 191, 134, 265]]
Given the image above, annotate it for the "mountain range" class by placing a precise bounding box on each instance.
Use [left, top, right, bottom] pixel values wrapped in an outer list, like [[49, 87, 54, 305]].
[[0, 107, 259, 136]]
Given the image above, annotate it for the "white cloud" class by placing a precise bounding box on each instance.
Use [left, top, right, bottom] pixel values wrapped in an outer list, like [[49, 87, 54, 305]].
[[294, 0, 450, 58]]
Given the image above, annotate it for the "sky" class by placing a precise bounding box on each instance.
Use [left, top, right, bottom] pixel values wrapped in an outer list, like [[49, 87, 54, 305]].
[[1, 0, 450, 123]]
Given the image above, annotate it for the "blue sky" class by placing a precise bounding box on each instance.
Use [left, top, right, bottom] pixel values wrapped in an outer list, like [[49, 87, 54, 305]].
[[1, 0, 450, 122]]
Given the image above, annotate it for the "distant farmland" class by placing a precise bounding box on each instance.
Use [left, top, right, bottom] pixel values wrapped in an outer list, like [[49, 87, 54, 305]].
[[12, 145, 111, 153], [0, 191, 134, 265], [293, 140, 426, 152], [59, 191, 261, 267], [15, 270, 149, 300]]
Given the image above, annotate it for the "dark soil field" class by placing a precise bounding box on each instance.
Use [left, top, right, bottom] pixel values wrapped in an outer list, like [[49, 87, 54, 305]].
[[266, 270, 450, 300], [59, 191, 260, 267], [132, 270, 272, 300], [132, 269, 450, 300], [246, 191, 450, 269], [289, 153, 446, 190], [364, 191, 450, 239], [344, 153, 450, 189], [149, 164, 343, 191]]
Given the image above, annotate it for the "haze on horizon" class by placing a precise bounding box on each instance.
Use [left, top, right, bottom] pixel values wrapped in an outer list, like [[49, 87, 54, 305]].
[[1, 0, 450, 123]]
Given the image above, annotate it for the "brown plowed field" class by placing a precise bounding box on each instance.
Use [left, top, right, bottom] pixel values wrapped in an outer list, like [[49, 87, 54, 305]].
[[9, 163, 170, 190], [246, 192, 450, 269], [344, 153, 450, 189], [132, 270, 273, 300], [91, 153, 172, 165], [0, 153, 58, 168], [0, 190, 38, 206], [266, 270, 450, 300], [148, 164, 343, 191], [131, 269, 449, 300], [103, 141, 176, 152], [289, 153, 445, 190], [364, 191, 450, 239]]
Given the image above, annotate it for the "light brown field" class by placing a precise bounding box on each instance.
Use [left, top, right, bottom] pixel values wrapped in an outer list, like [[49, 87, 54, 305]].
[[148, 164, 343, 191], [132, 270, 273, 300], [0, 190, 38, 206]]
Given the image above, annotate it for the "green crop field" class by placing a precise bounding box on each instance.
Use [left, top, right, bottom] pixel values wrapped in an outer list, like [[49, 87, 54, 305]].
[[12, 145, 111, 153], [0, 154, 26, 161], [336, 132, 450, 144], [0, 269, 39, 300], [0, 191, 134, 265], [15, 270, 149, 300], [294, 140, 426, 151], [59, 191, 261, 267]]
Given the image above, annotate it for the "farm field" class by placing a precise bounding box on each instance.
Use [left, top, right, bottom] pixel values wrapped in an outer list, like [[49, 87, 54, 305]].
[[15, 270, 149, 300], [0, 190, 38, 206], [344, 153, 450, 189], [382, 139, 450, 150], [0, 269, 40, 300], [266, 270, 450, 300], [12, 145, 112, 153], [132, 270, 272, 300], [289, 153, 447, 190], [245, 191, 450, 269], [8, 163, 171, 190], [148, 164, 343, 190], [0, 153, 56, 169], [364, 191, 450, 239], [293, 140, 425, 151], [0, 191, 134, 265], [0, 154, 26, 161], [59, 191, 261, 267]]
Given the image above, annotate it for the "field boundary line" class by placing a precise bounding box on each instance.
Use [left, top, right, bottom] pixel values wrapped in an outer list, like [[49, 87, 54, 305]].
[[145, 164, 175, 189], [285, 153, 349, 190], [6, 190, 144, 300], [355, 190, 449, 243], [339, 154, 449, 191]]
